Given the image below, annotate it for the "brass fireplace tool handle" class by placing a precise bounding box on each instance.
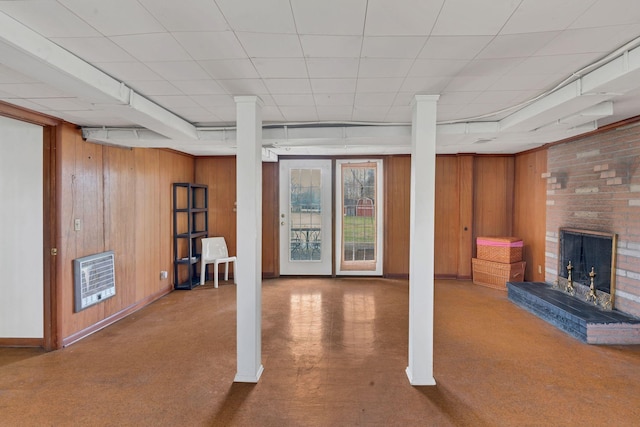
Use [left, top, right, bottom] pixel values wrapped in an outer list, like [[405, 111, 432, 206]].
[[586, 267, 598, 305], [566, 261, 574, 295]]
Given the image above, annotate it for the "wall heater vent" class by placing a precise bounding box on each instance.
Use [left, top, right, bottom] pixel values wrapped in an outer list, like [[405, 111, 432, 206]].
[[73, 250, 116, 312]]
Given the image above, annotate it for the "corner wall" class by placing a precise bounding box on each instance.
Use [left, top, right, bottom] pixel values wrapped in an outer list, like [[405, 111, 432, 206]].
[[545, 124, 640, 317]]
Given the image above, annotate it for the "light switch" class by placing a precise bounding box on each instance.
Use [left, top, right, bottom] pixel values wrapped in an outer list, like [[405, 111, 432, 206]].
[[74, 218, 81, 231]]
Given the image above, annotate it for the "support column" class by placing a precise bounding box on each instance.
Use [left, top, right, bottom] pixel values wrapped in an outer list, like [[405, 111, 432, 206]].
[[406, 94, 439, 386], [234, 96, 264, 383]]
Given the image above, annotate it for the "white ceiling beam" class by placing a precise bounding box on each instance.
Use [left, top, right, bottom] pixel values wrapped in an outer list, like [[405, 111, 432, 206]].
[[0, 11, 197, 140]]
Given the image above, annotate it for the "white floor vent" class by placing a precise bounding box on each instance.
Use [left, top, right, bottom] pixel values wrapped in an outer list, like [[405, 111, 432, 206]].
[[73, 250, 116, 312]]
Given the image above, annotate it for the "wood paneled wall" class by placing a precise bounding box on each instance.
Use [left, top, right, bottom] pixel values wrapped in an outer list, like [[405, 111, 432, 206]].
[[383, 156, 411, 277], [473, 156, 515, 242], [57, 124, 194, 345], [513, 149, 547, 282]]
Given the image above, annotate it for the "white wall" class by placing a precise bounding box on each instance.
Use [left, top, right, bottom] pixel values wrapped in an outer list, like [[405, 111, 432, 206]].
[[0, 115, 43, 338]]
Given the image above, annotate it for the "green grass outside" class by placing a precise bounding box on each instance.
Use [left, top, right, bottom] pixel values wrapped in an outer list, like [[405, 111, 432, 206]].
[[342, 215, 376, 243]]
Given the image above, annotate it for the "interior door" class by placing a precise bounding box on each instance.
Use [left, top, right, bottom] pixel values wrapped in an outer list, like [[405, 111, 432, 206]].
[[279, 159, 332, 275]]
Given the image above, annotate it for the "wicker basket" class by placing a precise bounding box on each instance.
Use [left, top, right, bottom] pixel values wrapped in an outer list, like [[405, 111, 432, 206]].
[[476, 237, 523, 263], [472, 258, 526, 291]]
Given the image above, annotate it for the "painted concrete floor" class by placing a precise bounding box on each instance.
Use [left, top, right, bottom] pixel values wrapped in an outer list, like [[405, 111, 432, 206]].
[[1, 278, 639, 426]]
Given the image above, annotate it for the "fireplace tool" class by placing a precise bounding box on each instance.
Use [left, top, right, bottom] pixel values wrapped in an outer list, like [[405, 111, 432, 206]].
[[565, 260, 575, 295], [586, 267, 598, 304]]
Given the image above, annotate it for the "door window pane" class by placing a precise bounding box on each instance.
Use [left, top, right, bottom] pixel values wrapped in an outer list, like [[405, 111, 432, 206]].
[[289, 168, 322, 261], [341, 163, 376, 270]]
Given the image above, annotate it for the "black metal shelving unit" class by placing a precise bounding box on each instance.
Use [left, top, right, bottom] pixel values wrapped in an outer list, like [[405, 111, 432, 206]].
[[173, 183, 208, 290]]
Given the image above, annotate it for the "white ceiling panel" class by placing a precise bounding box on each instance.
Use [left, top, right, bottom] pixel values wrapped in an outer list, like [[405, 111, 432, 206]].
[[477, 32, 560, 59], [173, 31, 246, 60], [356, 78, 404, 93], [299, 35, 362, 58], [128, 81, 181, 96], [146, 61, 211, 81], [358, 59, 414, 78], [364, 0, 443, 36], [253, 58, 308, 79], [111, 34, 191, 62], [235, 32, 302, 58], [361, 36, 426, 58], [571, 0, 640, 28], [432, 0, 520, 36], [199, 59, 259, 80], [314, 93, 355, 106], [290, 0, 367, 35], [50, 37, 135, 63], [94, 62, 163, 82], [138, 0, 229, 32], [419, 36, 493, 59], [310, 79, 357, 93], [216, 0, 295, 34], [501, 0, 595, 34], [306, 59, 360, 79], [408, 59, 469, 78], [58, 0, 165, 36], [2, 0, 640, 156], [171, 80, 226, 95]]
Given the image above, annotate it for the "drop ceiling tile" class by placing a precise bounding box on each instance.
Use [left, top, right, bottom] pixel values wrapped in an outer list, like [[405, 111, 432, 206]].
[[56, 110, 136, 126], [306, 59, 360, 78], [0, 65, 37, 84], [253, 58, 308, 79], [355, 92, 397, 106], [310, 78, 357, 93], [138, 0, 229, 32], [94, 62, 163, 81], [300, 35, 362, 58], [191, 94, 236, 107], [279, 106, 318, 122], [171, 80, 226, 95], [571, 0, 640, 28], [219, 79, 269, 95], [438, 91, 482, 105], [169, 106, 215, 122], [173, 32, 246, 60], [111, 34, 191, 62], [290, 0, 366, 35], [148, 95, 199, 109], [314, 93, 355, 106], [456, 58, 524, 77], [235, 32, 302, 58], [362, 36, 426, 58], [204, 107, 236, 122], [352, 106, 389, 121], [409, 59, 469, 77], [487, 72, 564, 91], [50, 37, 135, 62], [0, 97, 53, 113], [432, 0, 520, 36], [364, 0, 442, 36], [356, 78, 404, 93], [0, 83, 69, 98], [501, 0, 593, 34], [477, 32, 560, 59], [316, 106, 353, 121], [0, 0, 101, 37], [29, 97, 93, 111], [536, 25, 640, 56], [145, 61, 211, 81], [385, 105, 412, 122], [58, 0, 165, 36], [399, 77, 450, 93], [261, 106, 285, 122], [444, 75, 503, 92], [264, 78, 312, 94], [128, 81, 182, 96], [216, 0, 296, 33], [272, 94, 315, 106], [199, 60, 259, 80], [358, 58, 414, 78], [420, 36, 493, 59], [509, 53, 597, 76], [393, 92, 420, 106]]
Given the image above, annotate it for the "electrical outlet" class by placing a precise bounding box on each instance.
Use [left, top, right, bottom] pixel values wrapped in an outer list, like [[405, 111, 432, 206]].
[[74, 218, 81, 231], [538, 265, 542, 274], [160, 271, 168, 279]]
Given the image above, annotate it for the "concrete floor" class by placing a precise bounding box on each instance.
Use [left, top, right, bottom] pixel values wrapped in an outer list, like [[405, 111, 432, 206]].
[[1, 278, 639, 426]]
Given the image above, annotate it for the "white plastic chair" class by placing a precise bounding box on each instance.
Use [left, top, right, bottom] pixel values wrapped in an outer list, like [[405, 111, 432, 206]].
[[200, 237, 237, 288]]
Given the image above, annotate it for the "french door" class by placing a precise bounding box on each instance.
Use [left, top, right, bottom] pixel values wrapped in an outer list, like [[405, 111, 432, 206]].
[[279, 159, 332, 275]]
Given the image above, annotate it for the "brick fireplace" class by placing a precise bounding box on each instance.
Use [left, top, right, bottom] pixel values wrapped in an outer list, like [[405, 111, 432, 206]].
[[544, 121, 640, 319]]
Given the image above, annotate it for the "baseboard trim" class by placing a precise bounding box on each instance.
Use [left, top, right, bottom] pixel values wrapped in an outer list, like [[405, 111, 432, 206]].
[[0, 338, 43, 347], [62, 286, 172, 348]]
